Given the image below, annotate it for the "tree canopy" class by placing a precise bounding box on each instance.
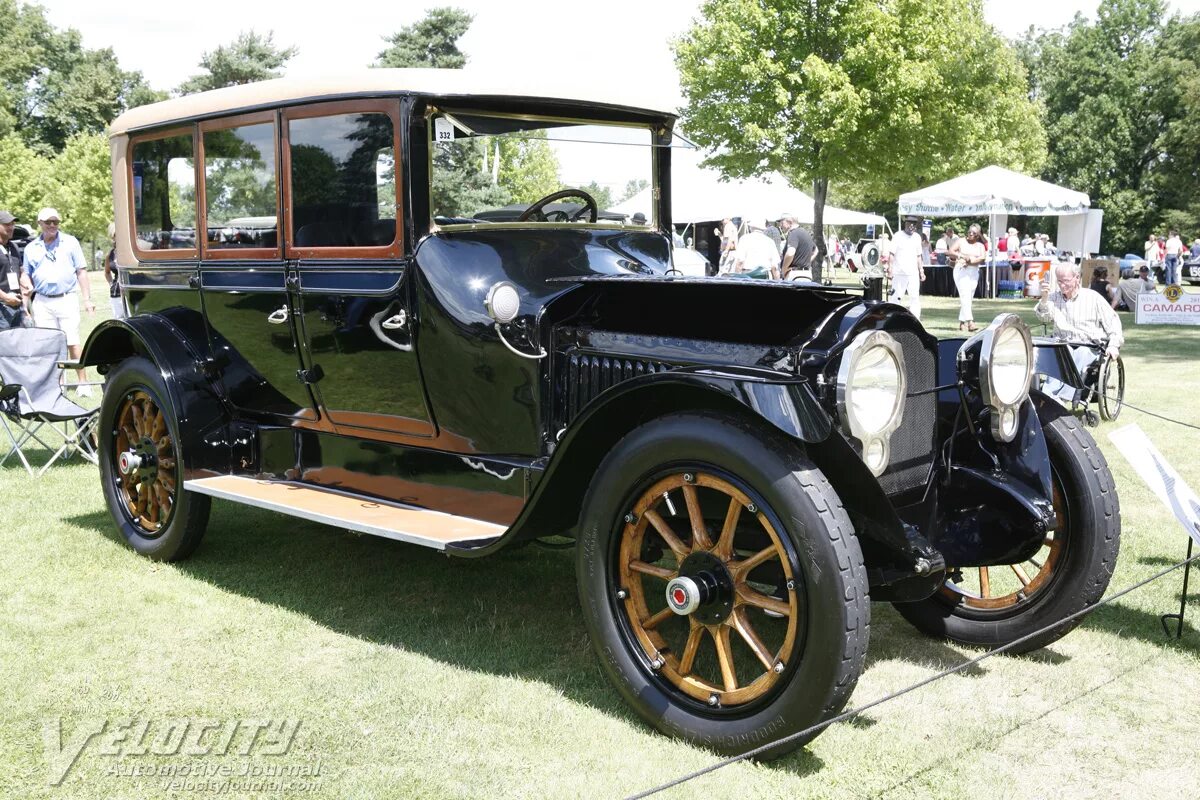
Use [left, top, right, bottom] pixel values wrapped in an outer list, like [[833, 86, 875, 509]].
[[675, 0, 1047, 255], [177, 31, 297, 94], [1020, 0, 1199, 252], [0, 0, 160, 152], [375, 8, 473, 69]]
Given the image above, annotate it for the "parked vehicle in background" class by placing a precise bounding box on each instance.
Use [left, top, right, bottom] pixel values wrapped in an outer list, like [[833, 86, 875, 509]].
[[79, 70, 1121, 758], [1181, 252, 1200, 285], [671, 231, 710, 276]]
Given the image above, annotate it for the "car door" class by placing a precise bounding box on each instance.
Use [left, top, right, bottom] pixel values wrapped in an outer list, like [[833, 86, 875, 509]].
[[196, 111, 318, 421], [282, 100, 435, 437]]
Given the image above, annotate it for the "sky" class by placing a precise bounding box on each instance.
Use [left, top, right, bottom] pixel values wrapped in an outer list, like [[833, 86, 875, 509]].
[[35, 0, 1200, 107]]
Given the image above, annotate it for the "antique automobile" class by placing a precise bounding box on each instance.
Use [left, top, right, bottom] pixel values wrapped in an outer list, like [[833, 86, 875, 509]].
[[79, 71, 1120, 758]]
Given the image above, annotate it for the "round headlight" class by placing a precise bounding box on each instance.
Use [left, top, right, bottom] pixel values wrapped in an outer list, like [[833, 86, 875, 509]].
[[990, 324, 1032, 406], [837, 330, 907, 460], [849, 345, 903, 436]]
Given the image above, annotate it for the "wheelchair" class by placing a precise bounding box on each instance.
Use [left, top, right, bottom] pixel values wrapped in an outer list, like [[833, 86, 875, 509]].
[[1075, 342, 1125, 425]]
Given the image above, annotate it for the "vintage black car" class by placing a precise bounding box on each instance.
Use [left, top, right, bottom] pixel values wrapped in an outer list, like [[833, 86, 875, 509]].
[[80, 71, 1119, 758]]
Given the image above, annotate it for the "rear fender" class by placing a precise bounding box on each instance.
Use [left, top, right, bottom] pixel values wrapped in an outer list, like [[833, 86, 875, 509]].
[[79, 315, 232, 474]]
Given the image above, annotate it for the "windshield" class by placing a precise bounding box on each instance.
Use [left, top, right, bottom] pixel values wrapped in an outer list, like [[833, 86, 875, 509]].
[[430, 112, 658, 227]]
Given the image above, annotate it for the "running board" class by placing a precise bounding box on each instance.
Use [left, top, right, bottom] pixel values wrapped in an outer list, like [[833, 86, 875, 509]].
[[183, 475, 506, 551]]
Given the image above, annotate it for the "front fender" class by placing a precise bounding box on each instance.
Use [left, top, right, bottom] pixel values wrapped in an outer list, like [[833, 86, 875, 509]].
[[448, 368, 943, 597], [79, 313, 231, 474]]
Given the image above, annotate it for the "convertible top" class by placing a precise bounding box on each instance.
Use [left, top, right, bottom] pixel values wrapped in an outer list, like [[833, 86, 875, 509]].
[[110, 69, 676, 135]]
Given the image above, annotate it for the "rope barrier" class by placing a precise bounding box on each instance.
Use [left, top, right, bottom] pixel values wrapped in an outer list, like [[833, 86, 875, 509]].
[[625, 551, 1200, 800]]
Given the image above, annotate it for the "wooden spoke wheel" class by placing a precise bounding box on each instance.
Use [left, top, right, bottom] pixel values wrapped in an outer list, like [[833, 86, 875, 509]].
[[894, 414, 1119, 654], [112, 389, 177, 535], [617, 471, 802, 709], [939, 479, 1069, 611]]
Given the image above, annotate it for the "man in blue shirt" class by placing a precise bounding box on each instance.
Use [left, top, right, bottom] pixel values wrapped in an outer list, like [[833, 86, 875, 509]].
[[19, 207, 95, 394]]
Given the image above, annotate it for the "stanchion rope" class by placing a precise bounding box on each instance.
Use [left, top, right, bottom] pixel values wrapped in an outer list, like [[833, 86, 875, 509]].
[[626, 550, 1200, 800]]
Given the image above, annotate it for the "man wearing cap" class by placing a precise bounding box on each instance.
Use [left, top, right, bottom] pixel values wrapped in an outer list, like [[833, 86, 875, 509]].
[[1112, 265, 1156, 312], [889, 215, 926, 319], [19, 208, 94, 394], [0, 211, 27, 330]]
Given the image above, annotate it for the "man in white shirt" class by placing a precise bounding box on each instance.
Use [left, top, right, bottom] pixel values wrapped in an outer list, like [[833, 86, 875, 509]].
[[888, 216, 926, 319], [933, 226, 956, 265], [19, 207, 95, 394], [1035, 263, 1124, 403], [733, 221, 783, 278], [1164, 229, 1184, 286]]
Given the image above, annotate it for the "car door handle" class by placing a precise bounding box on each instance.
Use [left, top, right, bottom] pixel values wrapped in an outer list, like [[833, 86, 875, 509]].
[[267, 306, 289, 324], [381, 310, 407, 330]]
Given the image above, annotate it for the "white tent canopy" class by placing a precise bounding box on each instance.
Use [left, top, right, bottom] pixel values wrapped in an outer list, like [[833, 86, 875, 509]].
[[612, 150, 887, 227], [898, 165, 1090, 217]]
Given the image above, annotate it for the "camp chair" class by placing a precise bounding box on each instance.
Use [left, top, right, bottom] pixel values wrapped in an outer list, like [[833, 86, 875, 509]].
[[0, 327, 99, 476]]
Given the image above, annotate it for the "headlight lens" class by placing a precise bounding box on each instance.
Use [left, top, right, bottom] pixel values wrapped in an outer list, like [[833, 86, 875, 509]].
[[991, 325, 1032, 406], [965, 313, 1034, 443], [849, 346, 903, 435], [836, 330, 907, 476]]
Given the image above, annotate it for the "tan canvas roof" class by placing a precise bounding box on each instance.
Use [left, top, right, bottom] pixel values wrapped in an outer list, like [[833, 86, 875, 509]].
[[110, 68, 676, 135]]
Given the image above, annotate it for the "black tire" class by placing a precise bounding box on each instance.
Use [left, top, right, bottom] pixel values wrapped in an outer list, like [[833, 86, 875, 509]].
[[575, 412, 869, 758], [1098, 355, 1124, 421], [99, 357, 210, 561], [894, 414, 1120, 653]]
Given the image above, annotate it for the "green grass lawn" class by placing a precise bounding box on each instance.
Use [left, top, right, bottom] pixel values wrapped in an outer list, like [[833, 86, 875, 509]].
[[2, 274, 1199, 799]]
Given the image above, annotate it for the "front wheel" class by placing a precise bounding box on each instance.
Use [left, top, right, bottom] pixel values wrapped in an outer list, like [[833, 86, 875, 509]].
[[893, 414, 1120, 653], [98, 357, 211, 561], [576, 413, 869, 758]]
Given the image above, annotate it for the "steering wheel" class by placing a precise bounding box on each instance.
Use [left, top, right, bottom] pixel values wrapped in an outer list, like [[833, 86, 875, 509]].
[[517, 188, 598, 223]]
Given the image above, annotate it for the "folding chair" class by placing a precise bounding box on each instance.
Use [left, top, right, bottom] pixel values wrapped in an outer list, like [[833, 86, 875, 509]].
[[0, 327, 99, 476]]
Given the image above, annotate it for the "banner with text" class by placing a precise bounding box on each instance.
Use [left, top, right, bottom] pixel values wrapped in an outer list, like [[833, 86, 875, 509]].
[[1134, 289, 1200, 325]]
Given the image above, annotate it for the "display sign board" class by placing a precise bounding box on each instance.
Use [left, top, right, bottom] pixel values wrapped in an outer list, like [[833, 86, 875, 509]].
[[1134, 287, 1200, 325], [1109, 425, 1200, 546]]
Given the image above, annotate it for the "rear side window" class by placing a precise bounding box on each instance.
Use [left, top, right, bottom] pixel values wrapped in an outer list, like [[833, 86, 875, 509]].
[[203, 121, 278, 250], [288, 112, 397, 249], [130, 132, 196, 252]]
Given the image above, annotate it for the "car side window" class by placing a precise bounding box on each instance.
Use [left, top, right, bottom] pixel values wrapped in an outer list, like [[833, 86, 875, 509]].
[[130, 131, 197, 253], [203, 121, 278, 250], [287, 112, 397, 250]]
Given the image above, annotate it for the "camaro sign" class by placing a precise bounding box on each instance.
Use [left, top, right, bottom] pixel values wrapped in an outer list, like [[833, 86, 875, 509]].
[[1135, 287, 1200, 325]]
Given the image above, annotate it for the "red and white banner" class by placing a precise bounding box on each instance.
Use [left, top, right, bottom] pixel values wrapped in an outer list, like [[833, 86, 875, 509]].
[[1135, 289, 1200, 325]]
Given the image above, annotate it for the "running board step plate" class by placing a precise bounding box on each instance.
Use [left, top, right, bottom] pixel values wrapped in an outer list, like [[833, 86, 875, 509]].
[[184, 475, 505, 551]]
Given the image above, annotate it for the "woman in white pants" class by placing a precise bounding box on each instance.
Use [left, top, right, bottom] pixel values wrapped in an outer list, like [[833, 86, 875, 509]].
[[951, 224, 986, 332]]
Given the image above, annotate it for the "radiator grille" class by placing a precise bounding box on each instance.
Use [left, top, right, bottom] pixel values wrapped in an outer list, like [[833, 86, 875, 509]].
[[562, 352, 671, 423], [878, 330, 938, 495]]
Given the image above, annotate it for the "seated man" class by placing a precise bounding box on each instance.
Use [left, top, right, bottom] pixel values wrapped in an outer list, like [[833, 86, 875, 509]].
[[1035, 263, 1124, 403], [1112, 265, 1156, 312]]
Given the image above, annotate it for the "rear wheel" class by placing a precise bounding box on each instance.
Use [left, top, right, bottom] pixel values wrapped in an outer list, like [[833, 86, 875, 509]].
[[893, 415, 1119, 652], [576, 413, 869, 757], [1098, 355, 1124, 421], [99, 357, 210, 561]]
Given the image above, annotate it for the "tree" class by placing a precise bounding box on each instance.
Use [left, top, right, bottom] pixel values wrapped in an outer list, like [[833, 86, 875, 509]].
[[675, 0, 1046, 263], [0, 135, 54, 223], [1018, 0, 1200, 251], [619, 179, 649, 205], [178, 31, 297, 94], [0, 0, 161, 151], [1019, 0, 1170, 252], [494, 135, 560, 204], [49, 133, 112, 245], [375, 8, 473, 68]]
